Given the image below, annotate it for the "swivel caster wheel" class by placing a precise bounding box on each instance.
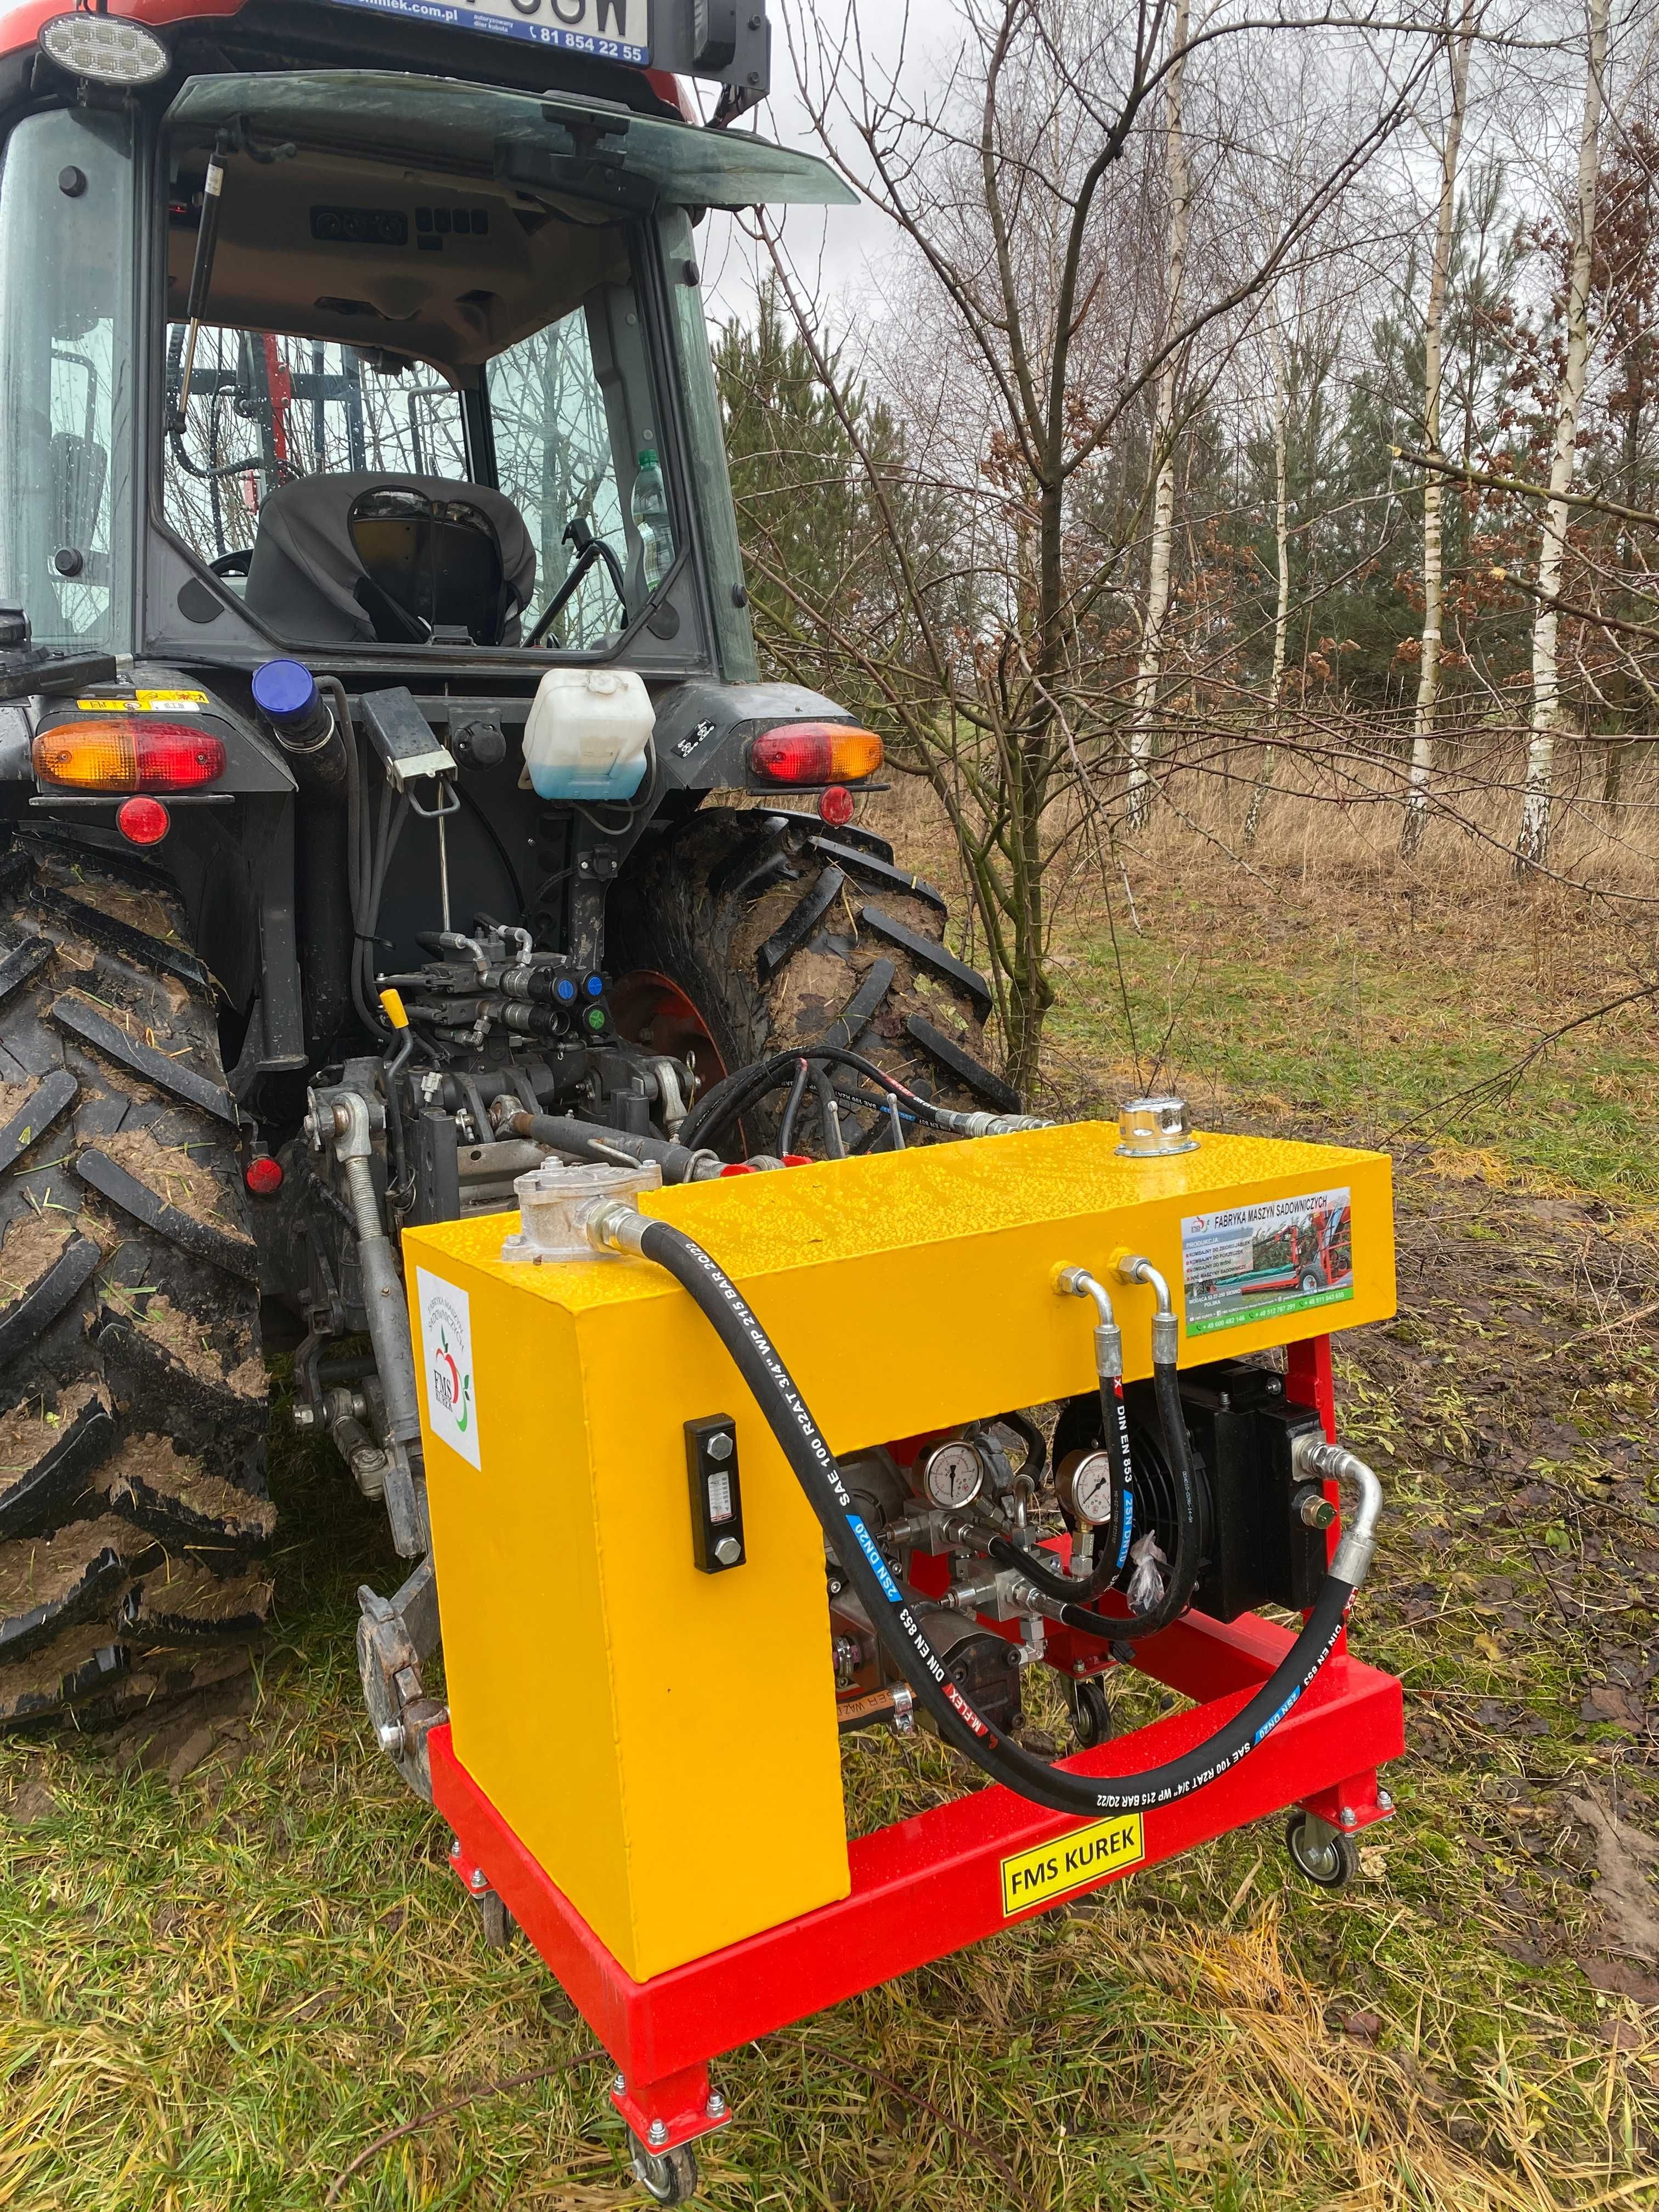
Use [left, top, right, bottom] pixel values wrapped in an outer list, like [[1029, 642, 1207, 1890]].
[[627, 2128, 699, 2204], [1285, 1811, 1358, 1890], [475, 1889, 516, 1950], [1065, 1675, 1114, 1750]]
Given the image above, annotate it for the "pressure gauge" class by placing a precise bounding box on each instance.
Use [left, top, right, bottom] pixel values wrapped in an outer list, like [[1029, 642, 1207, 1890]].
[[921, 1438, 984, 1509], [1057, 1448, 1118, 1527]]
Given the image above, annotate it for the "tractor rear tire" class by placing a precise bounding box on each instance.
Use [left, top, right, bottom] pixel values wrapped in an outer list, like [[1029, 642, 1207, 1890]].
[[609, 806, 1010, 1148], [0, 833, 272, 1732]]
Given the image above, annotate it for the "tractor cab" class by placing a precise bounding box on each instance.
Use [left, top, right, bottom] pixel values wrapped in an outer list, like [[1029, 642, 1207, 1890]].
[[0, 3, 849, 691]]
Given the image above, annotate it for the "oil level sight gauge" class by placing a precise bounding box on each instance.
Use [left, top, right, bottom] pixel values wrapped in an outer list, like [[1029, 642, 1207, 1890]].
[[921, 1438, 984, 1509], [1057, 1448, 1118, 1527]]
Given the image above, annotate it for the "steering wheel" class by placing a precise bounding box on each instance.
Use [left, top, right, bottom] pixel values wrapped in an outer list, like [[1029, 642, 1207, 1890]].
[[210, 548, 253, 578]]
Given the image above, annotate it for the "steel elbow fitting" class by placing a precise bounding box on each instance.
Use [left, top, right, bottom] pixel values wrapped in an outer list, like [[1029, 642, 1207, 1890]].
[[1293, 1434, 1384, 1588], [1054, 1266, 1122, 1380], [1055, 1264, 1113, 1324]]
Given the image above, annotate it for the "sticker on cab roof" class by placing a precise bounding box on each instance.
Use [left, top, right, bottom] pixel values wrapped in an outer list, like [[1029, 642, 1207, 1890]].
[[328, 0, 652, 66]]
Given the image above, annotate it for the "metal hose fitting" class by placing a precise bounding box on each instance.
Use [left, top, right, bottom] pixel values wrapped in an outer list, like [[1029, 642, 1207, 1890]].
[[585, 1198, 650, 1255], [932, 1107, 1053, 1137], [1292, 1435, 1384, 1588], [1117, 1253, 1178, 1364], [1054, 1265, 1122, 1378]]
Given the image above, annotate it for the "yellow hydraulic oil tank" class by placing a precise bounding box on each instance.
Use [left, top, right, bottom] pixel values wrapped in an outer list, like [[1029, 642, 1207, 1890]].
[[405, 1120, 1393, 1981]]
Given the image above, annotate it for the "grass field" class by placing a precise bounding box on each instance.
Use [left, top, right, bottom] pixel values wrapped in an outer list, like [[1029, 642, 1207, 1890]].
[[3, 812, 1657, 2210]]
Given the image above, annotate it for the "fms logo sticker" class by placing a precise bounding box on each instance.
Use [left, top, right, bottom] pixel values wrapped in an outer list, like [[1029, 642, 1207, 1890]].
[[416, 1269, 481, 1469]]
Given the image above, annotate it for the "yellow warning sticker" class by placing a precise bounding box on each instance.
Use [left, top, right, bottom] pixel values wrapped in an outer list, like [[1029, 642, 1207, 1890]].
[[74, 690, 210, 712], [1001, 1814, 1144, 1915]]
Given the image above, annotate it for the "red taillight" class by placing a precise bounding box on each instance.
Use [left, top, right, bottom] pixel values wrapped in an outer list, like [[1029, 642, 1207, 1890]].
[[116, 796, 171, 845], [245, 1153, 284, 1196], [32, 719, 226, 792], [749, 722, 883, 786]]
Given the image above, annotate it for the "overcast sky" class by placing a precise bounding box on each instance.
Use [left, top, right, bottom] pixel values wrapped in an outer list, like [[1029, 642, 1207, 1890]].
[[696, 0, 969, 326]]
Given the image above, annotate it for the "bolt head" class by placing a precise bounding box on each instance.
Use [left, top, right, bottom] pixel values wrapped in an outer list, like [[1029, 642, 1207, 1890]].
[[448, 1836, 462, 1859], [376, 1722, 407, 1755], [706, 2090, 727, 2119], [706, 1431, 733, 1462], [647, 2119, 669, 2147], [612, 2074, 625, 2096], [1376, 1788, 1394, 1812], [1340, 1807, 1357, 1828], [470, 1867, 487, 1889], [293, 1404, 314, 1429], [713, 1536, 742, 1567]]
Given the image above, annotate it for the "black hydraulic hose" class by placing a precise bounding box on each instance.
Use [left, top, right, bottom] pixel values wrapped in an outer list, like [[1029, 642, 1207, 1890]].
[[680, 1043, 1047, 1159], [609, 1212, 1361, 1816], [680, 1046, 903, 1149], [1097, 1369, 1136, 1579], [349, 777, 409, 1038], [500, 1109, 718, 1184], [991, 1355, 1204, 1637], [453, 782, 529, 925], [680, 1044, 955, 1154], [676, 1052, 815, 1152], [777, 1058, 810, 1157], [382, 1027, 413, 1206], [986, 1372, 1136, 1606]]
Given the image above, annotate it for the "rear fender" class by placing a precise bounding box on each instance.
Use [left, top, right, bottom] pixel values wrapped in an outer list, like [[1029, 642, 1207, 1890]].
[[3, 668, 305, 1076]]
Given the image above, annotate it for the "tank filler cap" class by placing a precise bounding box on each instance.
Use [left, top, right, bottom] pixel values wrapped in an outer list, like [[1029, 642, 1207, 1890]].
[[1115, 1095, 1199, 1158], [501, 1158, 662, 1265], [251, 659, 319, 727]]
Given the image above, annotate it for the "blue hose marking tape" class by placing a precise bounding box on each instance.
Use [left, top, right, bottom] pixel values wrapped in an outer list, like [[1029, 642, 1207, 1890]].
[[1115, 1491, 1134, 1571], [847, 1513, 902, 1603], [1252, 1685, 1302, 1744]]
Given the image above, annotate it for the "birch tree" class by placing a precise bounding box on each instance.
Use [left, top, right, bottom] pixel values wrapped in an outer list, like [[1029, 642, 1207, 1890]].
[[1244, 301, 1292, 844], [1125, 0, 1194, 834], [1517, 0, 1611, 873], [1402, 0, 1478, 858]]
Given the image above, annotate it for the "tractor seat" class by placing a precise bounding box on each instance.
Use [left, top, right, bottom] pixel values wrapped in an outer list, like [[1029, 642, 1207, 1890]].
[[244, 473, 537, 647]]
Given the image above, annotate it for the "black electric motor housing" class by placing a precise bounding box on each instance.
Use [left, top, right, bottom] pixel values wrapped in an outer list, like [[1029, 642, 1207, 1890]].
[[1053, 1358, 1328, 1623], [916, 1611, 1025, 1737]]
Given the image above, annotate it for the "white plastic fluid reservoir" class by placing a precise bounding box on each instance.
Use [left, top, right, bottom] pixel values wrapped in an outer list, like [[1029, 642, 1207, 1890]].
[[521, 666, 653, 802]]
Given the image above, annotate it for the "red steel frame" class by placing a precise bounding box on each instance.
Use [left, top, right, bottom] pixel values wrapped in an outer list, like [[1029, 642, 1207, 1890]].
[[431, 1334, 1403, 2153]]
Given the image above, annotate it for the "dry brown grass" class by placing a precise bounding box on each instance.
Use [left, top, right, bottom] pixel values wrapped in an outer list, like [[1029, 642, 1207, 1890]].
[[860, 731, 1659, 905]]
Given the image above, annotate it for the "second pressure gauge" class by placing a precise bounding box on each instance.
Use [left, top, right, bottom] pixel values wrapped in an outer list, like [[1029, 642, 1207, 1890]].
[[921, 1438, 984, 1509], [1058, 1448, 1118, 1527]]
